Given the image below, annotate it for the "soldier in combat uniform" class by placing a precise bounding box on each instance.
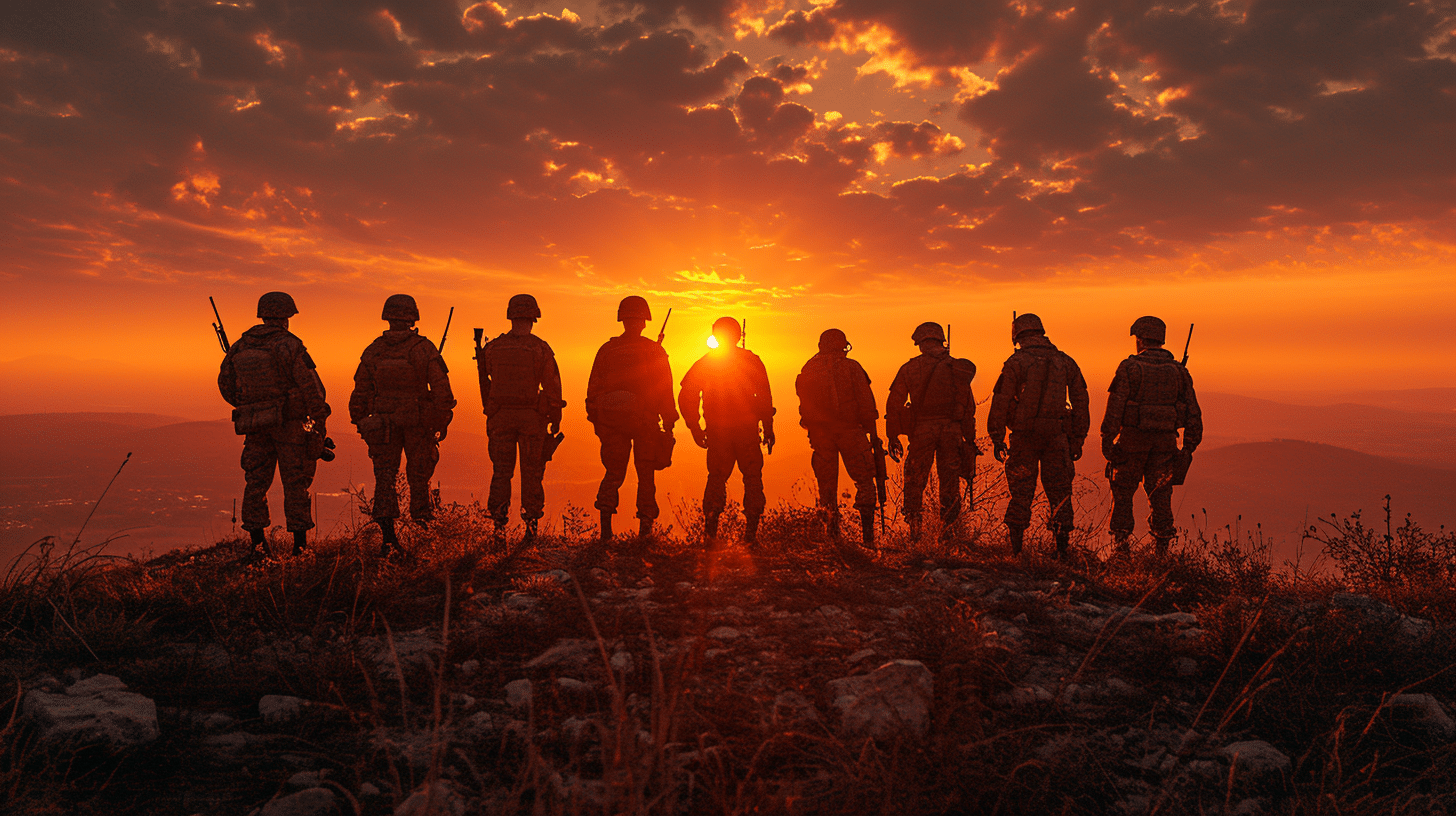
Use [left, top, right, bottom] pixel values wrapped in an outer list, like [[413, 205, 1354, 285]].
[[1101, 316, 1203, 555], [987, 314, 1089, 559], [477, 294, 565, 542], [587, 296, 678, 542], [679, 317, 775, 545], [349, 294, 456, 559], [218, 292, 331, 559], [797, 328, 880, 554], [885, 322, 977, 543]]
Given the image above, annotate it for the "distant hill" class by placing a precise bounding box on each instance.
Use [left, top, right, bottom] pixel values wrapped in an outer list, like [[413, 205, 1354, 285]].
[[1246, 387, 1456, 415], [1196, 392, 1456, 469], [1178, 440, 1455, 557]]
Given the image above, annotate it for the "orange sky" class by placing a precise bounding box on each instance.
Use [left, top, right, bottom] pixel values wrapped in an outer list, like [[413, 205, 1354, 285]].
[[3, 0, 1455, 420]]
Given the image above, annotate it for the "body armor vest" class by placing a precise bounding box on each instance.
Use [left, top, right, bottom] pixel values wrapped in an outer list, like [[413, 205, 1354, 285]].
[[799, 355, 852, 426], [489, 338, 545, 409], [1012, 349, 1071, 434], [230, 336, 289, 407], [1124, 357, 1185, 432], [369, 337, 427, 426]]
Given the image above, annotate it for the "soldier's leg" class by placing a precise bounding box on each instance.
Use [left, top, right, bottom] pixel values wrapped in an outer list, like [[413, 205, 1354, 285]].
[[403, 429, 440, 521], [1144, 449, 1179, 551], [630, 429, 659, 522], [807, 427, 841, 519], [934, 423, 961, 528], [702, 432, 734, 540], [1109, 448, 1148, 541], [1041, 435, 1075, 536], [594, 430, 631, 517], [1002, 433, 1041, 534], [486, 415, 518, 525], [838, 427, 877, 516], [240, 432, 278, 532], [277, 427, 318, 533], [370, 433, 405, 521], [518, 412, 548, 522], [902, 425, 936, 524]]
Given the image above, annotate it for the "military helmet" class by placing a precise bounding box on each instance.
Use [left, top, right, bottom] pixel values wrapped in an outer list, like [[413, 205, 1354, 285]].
[[617, 295, 651, 321], [506, 293, 541, 320], [1130, 315, 1167, 344], [911, 321, 945, 344], [818, 328, 849, 351], [712, 316, 741, 343], [1011, 313, 1044, 341], [381, 294, 419, 322], [257, 291, 298, 318]]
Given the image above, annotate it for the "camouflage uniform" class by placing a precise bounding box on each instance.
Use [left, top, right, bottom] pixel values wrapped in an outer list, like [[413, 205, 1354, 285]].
[[1101, 348, 1203, 545], [349, 328, 455, 522], [218, 325, 330, 533], [679, 346, 774, 523], [987, 334, 1090, 538], [478, 332, 564, 524], [587, 334, 678, 522], [797, 350, 878, 517], [886, 349, 977, 529]]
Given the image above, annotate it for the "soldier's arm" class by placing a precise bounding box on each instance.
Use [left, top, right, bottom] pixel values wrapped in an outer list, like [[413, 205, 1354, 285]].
[[218, 354, 239, 407], [1181, 368, 1203, 452], [348, 358, 373, 425], [748, 353, 774, 421], [1066, 358, 1091, 442], [795, 367, 809, 428], [477, 341, 492, 414], [854, 363, 878, 431], [291, 344, 330, 420], [653, 346, 679, 427], [678, 362, 703, 427], [884, 367, 909, 439], [954, 358, 976, 432], [584, 346, 607, 425], [542, 349, 565, 427], [1101, 362, 1131, 442], [985, 360, 1019, 441], [425, 345, 456, 427]]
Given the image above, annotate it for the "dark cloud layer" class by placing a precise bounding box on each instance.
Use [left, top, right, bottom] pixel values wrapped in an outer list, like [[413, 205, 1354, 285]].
[[2, 0, 1453, 290]]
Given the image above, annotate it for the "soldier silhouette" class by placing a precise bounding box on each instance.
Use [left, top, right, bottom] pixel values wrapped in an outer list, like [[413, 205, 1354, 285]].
[[1101, 316, 1203, 555], [796, 328, 879, 557], [218, 292, 331, 560], [476, 294, 565, 543], [987, 314, 1090, 560], [587, 296, 678, 542], [349, 294, 456, 559], [679, 317, 774, 545], [885, 322, 977, 543]]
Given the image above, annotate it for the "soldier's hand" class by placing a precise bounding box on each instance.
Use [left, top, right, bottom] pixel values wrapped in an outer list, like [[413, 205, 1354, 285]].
[[548, 422, 560, 436], [690, 425, 708, 448], [888, 438, 903, 462], [763, 426, 776, 454], [993, 438, 1009, 463], [436, 426, 449, 442], [1070, 441, 1083, 462]]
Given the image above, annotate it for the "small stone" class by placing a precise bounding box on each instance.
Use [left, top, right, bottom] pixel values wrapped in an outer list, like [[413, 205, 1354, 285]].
[[259, 695, 306, 724], [525, 639, 599, 670], [286, 770, 327, 790], [458, 660, 480, 676], [22, 676, 159, 750], [65, 675, 128, 696], [610, 651, 635, 674], [203, 711, 237, 731], [395, 781, 466, 816], [556, 677, 592, 694], [259, 787, 337, 816], [707, 626, 743, 640], [1221, 740, 1291, 784], [505, 679, 532, 709], [1387, 693, 1456, 741], [772, 691, 821, 727], [359, 783, 381, 797], [827, 660, 934, 740], [847, 648, 876, 663], [1174, 658, 1198, 677]]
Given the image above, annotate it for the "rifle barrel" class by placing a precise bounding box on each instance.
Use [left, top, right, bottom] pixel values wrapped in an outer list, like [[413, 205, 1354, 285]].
[[439, 306, 455, 353]]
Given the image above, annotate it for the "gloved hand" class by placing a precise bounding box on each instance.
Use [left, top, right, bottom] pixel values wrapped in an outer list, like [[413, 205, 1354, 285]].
[[1070, 438, 1084, 462], [690, 424, 708, 448], [962, 432, 981, 455], [548, 422, 560, 436], [1102, 436, 1117, 462], [888, 437, 904, 462], [436, 426, 449, 442], [762, 417, 776, 454], [993, 438, 1009, 463]]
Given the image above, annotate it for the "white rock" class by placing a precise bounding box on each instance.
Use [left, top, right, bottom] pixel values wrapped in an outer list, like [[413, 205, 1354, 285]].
[[359, 783, 382, 797], [395, 781, 466, 816], [259, 787, 337, 816], [203, 711, 237, 731], [259, 695, 306, 724], [505, 679, 532, 709], [556, 677, 593, 694], [1396, 616, 1434, 643], [827, 659, 934, 740], [707, 626, 743, 640], [458, 660, 480, 676], [286, 770, 327, 790], [525, 639, 599, 670], [22, 675, 159, 749], [610, 651, 635, 674], [1221, 740, 1291, 782], [1388, 693, 1456, 741], [847, 648, 877, 663]]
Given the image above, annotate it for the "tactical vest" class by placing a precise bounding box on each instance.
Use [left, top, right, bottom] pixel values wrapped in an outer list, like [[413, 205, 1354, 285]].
[[488, 337, 545, 409], [1122, 357, 1186, 432], [1011, 350, 1072, 434], [799, 355, 850, 426], [369, 337, 426, 427], [230, 336, 290, 407]]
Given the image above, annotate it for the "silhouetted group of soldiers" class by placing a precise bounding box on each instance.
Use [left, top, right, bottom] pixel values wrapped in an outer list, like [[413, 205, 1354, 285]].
[[217, 292, 1202, 564]]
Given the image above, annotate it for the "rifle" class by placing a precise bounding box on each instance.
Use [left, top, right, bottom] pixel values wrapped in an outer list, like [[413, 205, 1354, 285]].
[[946, 323, 951, 352], [1011, 311, 1016, 348], [439, 306, 455, 354], [656, 307, 672, 345], [1181, 323, 1194, 366], [210, 297, 230, 353], [871, 431, 889, 537], [741, 318, 747, 348]]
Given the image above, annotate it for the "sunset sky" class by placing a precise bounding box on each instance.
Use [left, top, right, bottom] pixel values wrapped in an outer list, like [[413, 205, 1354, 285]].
[[3, 0, 1454, 433]]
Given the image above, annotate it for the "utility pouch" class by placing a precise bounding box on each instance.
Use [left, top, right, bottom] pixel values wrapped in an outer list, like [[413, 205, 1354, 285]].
[[643, 428, 676, 471], [358, 414, 390, 446], [1137, 404, 1179, 432], [232, 400, 283, 435], [1169, 450, 1194, 486]]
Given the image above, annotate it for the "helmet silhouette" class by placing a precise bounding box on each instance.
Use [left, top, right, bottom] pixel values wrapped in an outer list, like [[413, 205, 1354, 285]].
[[507, 294, 541, 320], [1011, 313, 1044, 341], [617, 296, 651, 321], [381, 294, 419, 322], [911, 322, 945, 344], [257, 292, 298, 319], [1130, 316, 1167, 343]]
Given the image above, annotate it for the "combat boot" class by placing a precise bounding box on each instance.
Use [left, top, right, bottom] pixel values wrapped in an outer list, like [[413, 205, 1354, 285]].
[[744, 515, 761, 546], [907, 515, 923, 543], [1154, 535, 1172, 557], [638, 517, 654, 539], [703, 513, 720, 543], [523, 518, 538, 543], [244, 529, 268, 563], [1007, 527, 1024, 555], [859, 508, 875, 550], [1054, 530, 1071, 561], [379, 519, 398, 559], [1112, 534, 1132, 557], [492, 519, 508, 548], [292, 531, 308, 557], [599, 512, 613, 545], [826, 511, 840, 543]]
